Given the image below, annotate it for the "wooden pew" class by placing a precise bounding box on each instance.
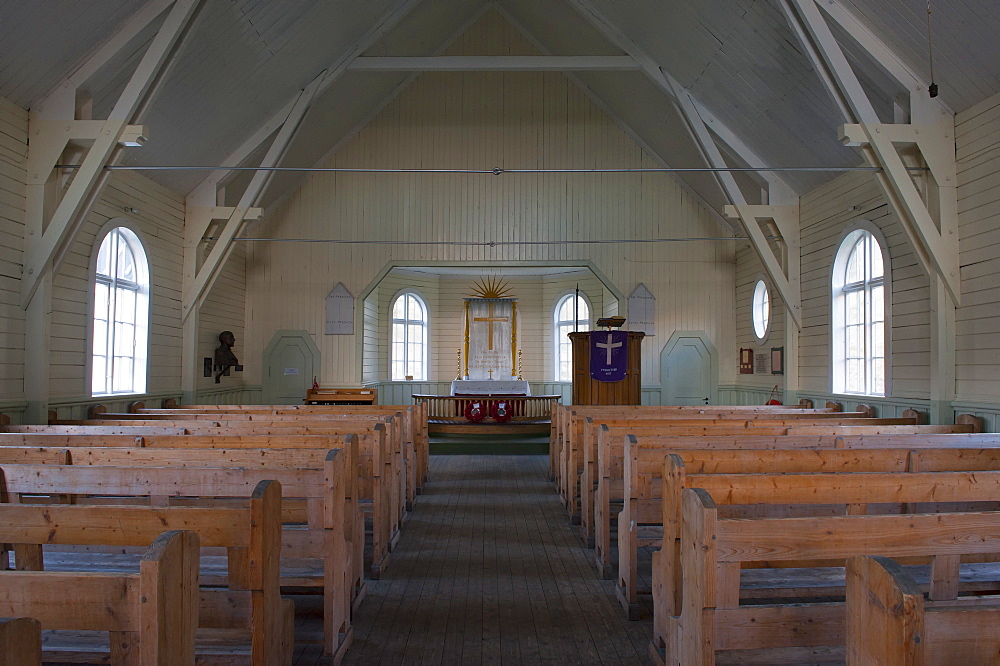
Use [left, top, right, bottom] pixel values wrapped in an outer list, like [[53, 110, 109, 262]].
[[0, 617, 41, 666], [22, 421, 402, 578], [0, 480, 295, 664], [563, 414, 915, 525], [614, 442, 1000, 619], [846, 555, 1000, 665], [138, 405, 425, 513], [0, 432, 375, 594], [0, 530, 199, 665], [549, 404, 838, 490], [3, 425, 188, 435], [564, 410, 903, 512], [151, 403, 430, 492], [586, 421, 979, 555], [650, 468, 1000, 665], [595, 430, 1000, 577], [57, 414, 409, 540], [0, 455, 350, 659]]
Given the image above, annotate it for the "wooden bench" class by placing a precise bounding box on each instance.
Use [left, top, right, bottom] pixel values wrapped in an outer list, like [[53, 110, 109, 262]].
[[614, 441, 1000, 619], [651, 468, 1000, 665], [0, 453, 351, 659], [563, 414, 916, 524], [0, 479, 295, 664], [594, 430, 999, 573], [0, 530, 198, 665], [562, 409, 899, 511], [305, 387, 378, 405], [147, 403, 430, 494], [846, 555, 1000, 665], [59, 414, 409, 538], [576, 415, 887, 543], [0, 426, 384, 588], [36, 419, 404, 576], [549, 404, 838, 486], [585, 420, 979, 552], [135, 404, 426, 511]]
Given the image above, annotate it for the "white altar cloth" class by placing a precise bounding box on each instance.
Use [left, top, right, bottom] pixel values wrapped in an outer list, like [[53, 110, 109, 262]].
[[450, 380, 530, 396]]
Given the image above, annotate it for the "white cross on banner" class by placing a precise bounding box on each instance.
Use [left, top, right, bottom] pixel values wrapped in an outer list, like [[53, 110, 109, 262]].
[[590, 330, 628, 382]]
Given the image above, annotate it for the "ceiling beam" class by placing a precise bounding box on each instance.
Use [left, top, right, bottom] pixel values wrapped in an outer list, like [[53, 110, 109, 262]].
[[34, 0, 176, 117], [669, 80, 802, 329], [21, 0, 204, 309], [187, 0, 424, 206], [489, 3, 735, 234], [816, 0, 952, 123], [347, 55, 641, 71], [182, 72, 325, 321], [780, 0, 960, 306], [565, 0, 798, 199], [564, 0, 802, 327]]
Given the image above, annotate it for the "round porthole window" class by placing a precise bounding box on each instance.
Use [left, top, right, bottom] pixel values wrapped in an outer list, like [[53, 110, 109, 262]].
[[752, 280, 770, 340]]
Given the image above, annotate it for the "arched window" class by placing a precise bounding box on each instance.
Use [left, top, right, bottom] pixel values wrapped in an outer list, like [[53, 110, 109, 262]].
[[92, 227, 149, 395], [752, 279, 770, 340], [832, 228, 888, 396], [391, 292, 428, 381], [554, 294, 590, 381]]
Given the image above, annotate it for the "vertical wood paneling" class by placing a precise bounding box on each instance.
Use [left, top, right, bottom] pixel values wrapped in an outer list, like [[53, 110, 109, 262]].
[[48, 170, 187, 399], [198, 241, 246, 392], [243, 12, 736, 390], [0, 96, 26, 399], [956, 93, 1000, 402], [733, 241, 786, 391], [795, 169, 929, 399]]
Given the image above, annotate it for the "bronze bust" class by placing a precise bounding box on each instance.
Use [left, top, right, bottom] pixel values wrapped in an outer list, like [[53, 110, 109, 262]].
[[214, 330, 243, 382]]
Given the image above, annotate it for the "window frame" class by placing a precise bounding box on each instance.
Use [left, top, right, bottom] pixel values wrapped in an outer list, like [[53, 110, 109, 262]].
[[751, 278, 771, 342], [553, 292, 591, 382], [88, 221, 150, 397], [389, 290, 429, 381], [830, 223, 891, 397]]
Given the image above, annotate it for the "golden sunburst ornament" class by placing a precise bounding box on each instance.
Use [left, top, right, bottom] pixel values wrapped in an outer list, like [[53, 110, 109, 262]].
[[470, 275, 514, 299]]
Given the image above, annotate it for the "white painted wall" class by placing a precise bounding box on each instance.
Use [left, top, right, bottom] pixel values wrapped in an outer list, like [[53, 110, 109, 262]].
[[956, 93, 1000, 403], [244, 12, 736, 390], [733, 241, 787, 392], [0, 94, 248, 415], [781, 170, 930, 400], [0, 97, 26, 403]]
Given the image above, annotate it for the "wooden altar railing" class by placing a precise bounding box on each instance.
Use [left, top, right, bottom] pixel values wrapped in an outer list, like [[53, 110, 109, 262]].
[[412, 394, 559, 421]]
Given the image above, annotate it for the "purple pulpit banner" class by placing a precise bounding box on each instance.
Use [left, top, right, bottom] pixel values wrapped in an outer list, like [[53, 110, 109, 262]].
[[590, 330, 628, 382]]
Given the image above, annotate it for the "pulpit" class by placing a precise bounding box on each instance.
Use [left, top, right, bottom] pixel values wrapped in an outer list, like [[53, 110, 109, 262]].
[[569, 331, 644, 405]]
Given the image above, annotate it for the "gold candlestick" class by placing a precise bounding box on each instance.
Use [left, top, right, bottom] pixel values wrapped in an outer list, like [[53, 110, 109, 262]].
[[456, 349, 462, 381], [517, 349, 523, 380]]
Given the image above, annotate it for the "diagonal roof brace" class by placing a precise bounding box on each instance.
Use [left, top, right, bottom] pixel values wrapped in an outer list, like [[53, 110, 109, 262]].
[[21, 0, 204, 309], [186, 0, 425, 212], [666, 79, 803, 329], [779, 0, 960, 306], [181, 71, 326, 321], [565, 0, 798, 199]]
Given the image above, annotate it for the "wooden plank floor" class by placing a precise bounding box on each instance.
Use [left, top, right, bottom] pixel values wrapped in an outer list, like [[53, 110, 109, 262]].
[[325, 454, 653, 665]]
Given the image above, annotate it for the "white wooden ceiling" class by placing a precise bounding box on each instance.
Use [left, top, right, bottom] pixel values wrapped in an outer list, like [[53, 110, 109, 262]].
[[2, 0, 997, 219]]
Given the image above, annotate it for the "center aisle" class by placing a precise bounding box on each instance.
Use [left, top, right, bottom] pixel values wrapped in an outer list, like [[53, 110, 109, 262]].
[[342, 454, 652, 665]]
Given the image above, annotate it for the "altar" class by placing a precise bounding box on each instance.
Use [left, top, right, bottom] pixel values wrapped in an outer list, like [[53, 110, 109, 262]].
[[450, 380, 530, 396]]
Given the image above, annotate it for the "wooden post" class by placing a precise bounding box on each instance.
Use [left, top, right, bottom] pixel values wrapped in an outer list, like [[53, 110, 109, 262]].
[[0, 617, 41, 665], [846, 555, 924, 665], [139, 530, 200, 665]]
